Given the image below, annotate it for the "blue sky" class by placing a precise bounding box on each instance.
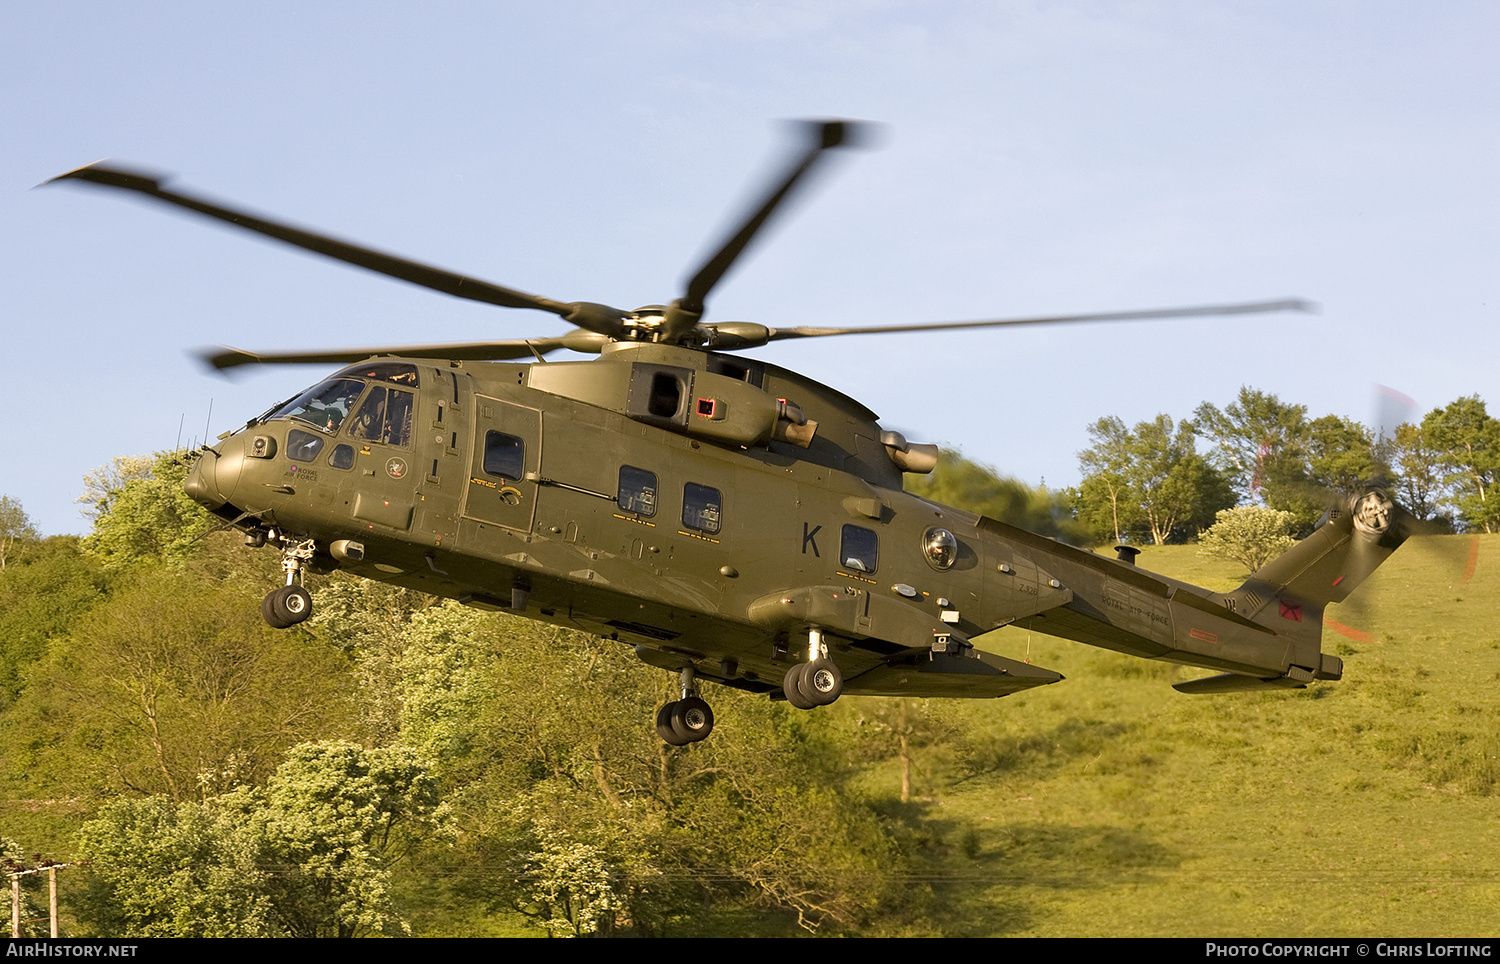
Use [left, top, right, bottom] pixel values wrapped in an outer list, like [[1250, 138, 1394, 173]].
[[4, 1, 1497, 537]]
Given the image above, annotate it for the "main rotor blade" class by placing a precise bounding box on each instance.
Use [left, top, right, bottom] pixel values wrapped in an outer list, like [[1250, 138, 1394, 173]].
[[201, 337, 576, 372], [46, 162, 630, 337], [761, 298, 1315, 342], [661, 120, 870, 340]]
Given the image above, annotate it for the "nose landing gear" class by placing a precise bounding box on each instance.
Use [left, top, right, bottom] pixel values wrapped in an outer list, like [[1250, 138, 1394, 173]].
[[262, 535, 317, 629]]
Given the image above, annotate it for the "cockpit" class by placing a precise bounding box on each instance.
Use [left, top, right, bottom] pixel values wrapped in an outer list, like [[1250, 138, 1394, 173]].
[[264, 363, 419, 449]]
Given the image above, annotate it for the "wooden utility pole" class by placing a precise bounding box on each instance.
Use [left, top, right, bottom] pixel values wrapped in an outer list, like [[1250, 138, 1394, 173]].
[[5, 858, 71, 938]]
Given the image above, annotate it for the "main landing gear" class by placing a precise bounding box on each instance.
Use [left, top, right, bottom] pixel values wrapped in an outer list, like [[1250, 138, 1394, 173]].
[[783, 628, 843, 709], [262, 535, 316, 629], [657, 665, 715, 746]]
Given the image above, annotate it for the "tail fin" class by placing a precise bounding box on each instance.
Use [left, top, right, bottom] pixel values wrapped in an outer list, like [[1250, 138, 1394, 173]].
[[1178, 489, 1410, 694], [1235, 488, 1410, 610]]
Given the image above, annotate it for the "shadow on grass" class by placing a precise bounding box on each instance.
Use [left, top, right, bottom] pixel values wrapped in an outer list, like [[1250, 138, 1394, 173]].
[[925, 819, 1183, 936]]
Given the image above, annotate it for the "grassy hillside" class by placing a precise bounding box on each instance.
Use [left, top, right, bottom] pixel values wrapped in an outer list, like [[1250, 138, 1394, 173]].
[[856, 534, 1500, 936]]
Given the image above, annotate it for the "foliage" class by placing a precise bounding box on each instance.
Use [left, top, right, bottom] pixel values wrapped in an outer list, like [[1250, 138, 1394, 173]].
[[1306, 414, 1381, 495], [81, 451, 213, 569], [0, 536, 104, 709], [1389, 421, 1448, 524], [76, 454, 156, 523], [520, 826, 625, 936], [906, 450, 1086, 543], [73, 743, 441, 938], [74, 795, 274, 937], [0, 495, 39, 570], [390, 609, 925, 934], [1074, 415, 1232, 545], [305, 572, 437, 746], [1194, 388, 1315, 520], [1420, 395, 1500, 533], [1196, 506, 1298, 573], [841, 698, 957, 803], [233, 742, 443, 937], [8, 569, 357, 801]]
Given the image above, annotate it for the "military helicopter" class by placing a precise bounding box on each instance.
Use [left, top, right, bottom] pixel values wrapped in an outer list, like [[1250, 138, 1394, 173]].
[[50, 121, 1409, 746]]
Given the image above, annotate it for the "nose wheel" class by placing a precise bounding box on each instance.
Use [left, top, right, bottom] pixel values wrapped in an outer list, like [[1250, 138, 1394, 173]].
[[657, 667, 715, 745], [261, 534, 317, 628], [262, 584, 313, 628]]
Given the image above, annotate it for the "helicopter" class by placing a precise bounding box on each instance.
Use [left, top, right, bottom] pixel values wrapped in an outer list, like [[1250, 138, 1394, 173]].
[[49, 121, 1410, 746]]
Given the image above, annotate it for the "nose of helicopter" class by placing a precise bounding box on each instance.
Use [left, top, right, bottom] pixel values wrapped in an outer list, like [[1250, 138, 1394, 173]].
[[184, 438, 246, 510]]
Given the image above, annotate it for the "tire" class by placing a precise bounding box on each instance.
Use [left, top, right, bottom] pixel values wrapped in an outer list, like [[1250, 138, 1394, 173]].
[[803, 658, 843, 706], [265, 585, 313, 628], [657, 701, 690, 746], [262, 588, 293, 629], [783, 663, 816, 710], [671, 697, 715, 743]]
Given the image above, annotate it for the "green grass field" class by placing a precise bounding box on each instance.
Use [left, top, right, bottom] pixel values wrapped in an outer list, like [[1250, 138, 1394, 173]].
[[858, 534, 1500, 937]]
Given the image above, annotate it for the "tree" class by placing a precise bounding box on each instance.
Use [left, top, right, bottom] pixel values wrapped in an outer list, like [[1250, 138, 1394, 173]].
[[10, 569, 356, 801], [236, 742, 442, 937], [76, 454, 156, 523], [82, 451, 212, 569], [906, 450, 1087, 543], [1389, 421, 1447, 523], [1307, 414, 1381, 495], [398, 610, 925, 934], [1421, 396, 1500, 533], [1196, 506, 1298, 573], [73, 743, 441, 938], [74, 796, 274, 937], [520, 826, 625, 937], [0, 495, 38, 571], [1075, 417, 1141, 544], [1194, 388, 1312, 512], [1075, 415, 1233, 545], [0, 536, 104, 708]]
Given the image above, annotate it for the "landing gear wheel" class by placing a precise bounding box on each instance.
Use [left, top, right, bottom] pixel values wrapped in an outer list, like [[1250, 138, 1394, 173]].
[[783, 663, 817, 710], [263, 585, 313, 628], [657, 701, 691, 746], [671, 697, 715, 743], [802, 657, 843, 706], [262, 589, 290, 629]]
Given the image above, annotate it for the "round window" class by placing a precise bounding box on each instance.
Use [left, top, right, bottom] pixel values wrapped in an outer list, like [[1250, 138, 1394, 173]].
[[922, 527, 958, 571]]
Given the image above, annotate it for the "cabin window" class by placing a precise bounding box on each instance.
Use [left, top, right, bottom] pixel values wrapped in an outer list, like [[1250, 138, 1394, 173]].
[[482, 431, 525, 481], [682, 483, 722, 534], [328, 444, 356, 470], [348, 386, 415, 447], [617, 466, 657, 517], [286, 429, 325, 463], [840, 524, 879, 574]]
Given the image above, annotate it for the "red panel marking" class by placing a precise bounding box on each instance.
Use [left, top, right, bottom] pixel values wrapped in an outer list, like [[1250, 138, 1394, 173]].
[[1279, 600, 1302, 622]]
